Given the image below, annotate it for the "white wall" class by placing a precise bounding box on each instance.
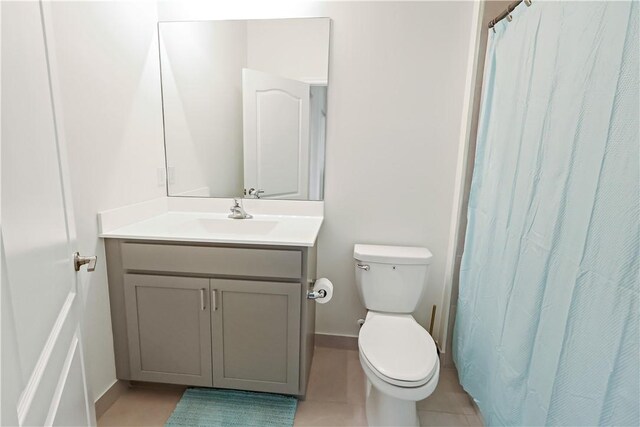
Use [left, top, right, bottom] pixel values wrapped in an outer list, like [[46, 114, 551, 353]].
[[315, 1, 475, 338], [246, 18, 330, 83], [45, 1, 166, 401]]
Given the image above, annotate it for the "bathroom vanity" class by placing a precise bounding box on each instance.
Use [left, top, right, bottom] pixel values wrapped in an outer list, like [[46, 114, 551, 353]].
[[100, 15, 331, 400], [100, 203, 323, 398]]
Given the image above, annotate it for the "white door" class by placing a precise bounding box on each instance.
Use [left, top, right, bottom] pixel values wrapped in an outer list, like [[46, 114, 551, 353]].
[[242, 68, 310, 199], [1, 2, 96, 426]]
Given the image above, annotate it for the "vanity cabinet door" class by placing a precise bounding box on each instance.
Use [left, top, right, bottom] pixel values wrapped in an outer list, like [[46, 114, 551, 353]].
[[211, 279, 301, 394], [124, 274, 212, 387]]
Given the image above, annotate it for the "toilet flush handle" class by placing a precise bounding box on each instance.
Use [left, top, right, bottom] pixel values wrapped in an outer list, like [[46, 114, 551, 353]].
[[356, 263, 370, 271]]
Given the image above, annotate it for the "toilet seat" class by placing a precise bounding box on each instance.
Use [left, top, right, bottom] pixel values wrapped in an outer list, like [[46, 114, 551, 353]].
[[359, 312, 438, 387], [359, 351, 440, 404], [360, 351, 429, 387]]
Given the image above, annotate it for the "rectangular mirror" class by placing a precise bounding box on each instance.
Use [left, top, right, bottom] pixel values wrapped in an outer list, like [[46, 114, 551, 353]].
[[159, 18, 330, 200]]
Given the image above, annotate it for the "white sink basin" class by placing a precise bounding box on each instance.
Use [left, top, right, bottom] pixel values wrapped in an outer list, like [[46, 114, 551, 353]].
[[175, 218, 279, 235], [99, 211, 323, 247]]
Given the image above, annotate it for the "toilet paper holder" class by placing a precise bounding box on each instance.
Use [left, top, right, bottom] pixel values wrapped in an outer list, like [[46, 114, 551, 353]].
[[307, 289, 327, 300], [306, 279, 327, 300]]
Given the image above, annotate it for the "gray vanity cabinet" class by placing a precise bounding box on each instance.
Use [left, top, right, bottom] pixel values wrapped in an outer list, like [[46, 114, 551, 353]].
[[211, 279, 301, 394], [104, 239, 317, 398], [123, 275, 213, 387]]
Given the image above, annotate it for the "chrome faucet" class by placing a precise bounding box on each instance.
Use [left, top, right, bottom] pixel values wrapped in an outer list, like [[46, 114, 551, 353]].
[[228, 198, 252, 219]]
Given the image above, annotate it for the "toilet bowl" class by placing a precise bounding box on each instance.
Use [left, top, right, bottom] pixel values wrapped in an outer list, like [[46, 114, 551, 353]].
[[358, 311, 440, 426], [353, 244, 438, 426]]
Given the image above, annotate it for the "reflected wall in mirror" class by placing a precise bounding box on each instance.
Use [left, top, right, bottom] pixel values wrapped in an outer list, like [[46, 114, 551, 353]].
[[159, 18, 330, 200]]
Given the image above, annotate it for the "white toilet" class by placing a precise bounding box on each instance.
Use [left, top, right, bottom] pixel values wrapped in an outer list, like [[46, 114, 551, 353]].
[[354, 244, 439, 427]]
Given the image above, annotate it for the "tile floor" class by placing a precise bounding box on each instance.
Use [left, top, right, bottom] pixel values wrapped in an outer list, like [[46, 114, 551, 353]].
[[98, 346, 483, 426]]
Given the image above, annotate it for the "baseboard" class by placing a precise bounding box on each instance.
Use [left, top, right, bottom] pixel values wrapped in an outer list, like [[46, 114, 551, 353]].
[[94, 379, 128, 419], [315, 333, 358, 350], [442, 349, 455, 368]]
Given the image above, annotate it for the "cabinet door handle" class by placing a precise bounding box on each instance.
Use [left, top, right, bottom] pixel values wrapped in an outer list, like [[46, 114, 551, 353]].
[[212, 289, 217, 311], [200, 288, 206, 310]]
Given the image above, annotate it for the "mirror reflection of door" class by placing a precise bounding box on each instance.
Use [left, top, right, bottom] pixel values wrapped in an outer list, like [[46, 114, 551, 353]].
[[242, 69, 310, 200]]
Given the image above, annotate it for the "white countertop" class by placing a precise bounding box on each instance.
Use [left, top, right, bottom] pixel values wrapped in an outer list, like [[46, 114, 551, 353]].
[[99, 210, 323, 247]]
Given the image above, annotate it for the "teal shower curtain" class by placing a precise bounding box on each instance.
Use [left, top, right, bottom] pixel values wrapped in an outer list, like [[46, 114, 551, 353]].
[[453, 2, 638, 426]]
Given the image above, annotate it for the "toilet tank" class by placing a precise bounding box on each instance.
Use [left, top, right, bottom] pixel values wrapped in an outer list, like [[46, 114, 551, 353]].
[[354, 244, 433, 313]]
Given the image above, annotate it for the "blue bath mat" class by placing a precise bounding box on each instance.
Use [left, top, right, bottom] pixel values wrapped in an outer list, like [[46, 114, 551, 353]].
[[165, 388, 298, 427]]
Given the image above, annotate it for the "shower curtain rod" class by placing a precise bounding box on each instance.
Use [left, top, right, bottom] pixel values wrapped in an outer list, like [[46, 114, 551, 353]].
[[488, 0, 531, 29]]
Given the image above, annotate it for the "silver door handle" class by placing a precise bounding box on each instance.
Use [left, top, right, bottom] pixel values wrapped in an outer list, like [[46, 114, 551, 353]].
[[200, 289, 206, 310], [356, 263, 370, 271], [211, 290, 217, 311], [248, 188, 265, 199], [74, 252, 97, 272]]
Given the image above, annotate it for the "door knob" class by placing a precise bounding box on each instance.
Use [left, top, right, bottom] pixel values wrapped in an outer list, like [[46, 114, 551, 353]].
[[248, 188, 264, 199], [74, 252, 97, 272]]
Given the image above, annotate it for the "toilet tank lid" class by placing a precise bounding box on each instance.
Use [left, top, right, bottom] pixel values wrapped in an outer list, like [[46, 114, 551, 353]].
[[354, 244, 433, 265]]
